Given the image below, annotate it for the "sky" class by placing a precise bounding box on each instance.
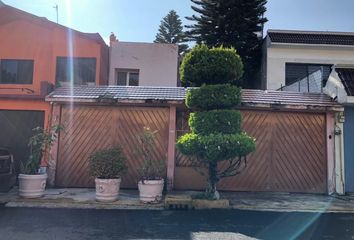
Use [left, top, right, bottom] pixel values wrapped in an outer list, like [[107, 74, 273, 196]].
[[3, 0, 354, 44]]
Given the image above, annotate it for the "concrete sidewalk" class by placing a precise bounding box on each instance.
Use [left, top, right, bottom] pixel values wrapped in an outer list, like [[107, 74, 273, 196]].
[[2, 187, 354, 213]]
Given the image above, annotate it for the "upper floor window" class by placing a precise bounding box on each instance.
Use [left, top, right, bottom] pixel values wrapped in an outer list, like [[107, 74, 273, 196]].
[[116, 69, 139, 86], [0, 59, 34, 84], [284, 63, 332, 93], [56, 57, 96, 86]]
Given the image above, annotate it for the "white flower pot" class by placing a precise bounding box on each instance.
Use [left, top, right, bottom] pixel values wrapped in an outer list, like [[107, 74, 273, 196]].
[[95, 178, 121, 202], [138, 179, 164, 203], [18, 173, 47, 198]]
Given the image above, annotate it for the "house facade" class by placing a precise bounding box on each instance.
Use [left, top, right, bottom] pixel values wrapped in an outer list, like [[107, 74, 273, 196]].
[[261, 29, 354, 193], [109, 36, 179, 87], [0, 3, 108, 173]]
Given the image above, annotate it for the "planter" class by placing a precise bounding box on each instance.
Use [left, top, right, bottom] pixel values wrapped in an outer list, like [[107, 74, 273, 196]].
[[95, 178, 121, 202], [138, 179, 164, 203], [18, 173, 47, 198]]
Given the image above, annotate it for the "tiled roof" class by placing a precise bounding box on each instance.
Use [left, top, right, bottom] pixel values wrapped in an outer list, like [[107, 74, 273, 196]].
[[46, 86, 186, 102], [336, 68, 354, 96], [46, 86, 342, 111], [241, 90, 340, 108], [268, 30, 354, 46]]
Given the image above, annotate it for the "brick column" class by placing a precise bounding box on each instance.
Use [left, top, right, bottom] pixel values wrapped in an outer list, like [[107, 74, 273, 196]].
[[166, 105, 177, 191]]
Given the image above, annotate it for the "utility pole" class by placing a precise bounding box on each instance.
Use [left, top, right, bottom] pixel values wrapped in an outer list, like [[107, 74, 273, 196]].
[[53, 4, 58, 24]]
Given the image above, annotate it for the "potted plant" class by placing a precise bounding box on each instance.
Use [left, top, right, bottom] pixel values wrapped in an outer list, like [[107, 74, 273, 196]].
[[19, 125, 63, 198], [136, 127, 166, 203], [89, 146, 128, 202]]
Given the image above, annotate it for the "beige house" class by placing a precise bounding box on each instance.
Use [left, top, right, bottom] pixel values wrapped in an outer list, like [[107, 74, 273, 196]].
[[109, 37, 179, 87], [261, 29, 354, 194]]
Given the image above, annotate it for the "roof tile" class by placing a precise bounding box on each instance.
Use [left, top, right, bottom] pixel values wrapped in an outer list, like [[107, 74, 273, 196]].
[[268, 31, 354, 46]]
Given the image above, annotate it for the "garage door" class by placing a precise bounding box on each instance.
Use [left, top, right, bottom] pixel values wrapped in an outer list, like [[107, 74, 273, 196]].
[[175, 110, 327, 193], [0, 110, 45, 174], [56, 105, 169, 188]]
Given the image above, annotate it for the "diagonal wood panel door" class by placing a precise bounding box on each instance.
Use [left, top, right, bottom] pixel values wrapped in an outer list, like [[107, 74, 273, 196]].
[[174, 110, 327, 193], [271, 112, 327, 193], [56, 105, 114, 187], [56, 105, 169, 188]]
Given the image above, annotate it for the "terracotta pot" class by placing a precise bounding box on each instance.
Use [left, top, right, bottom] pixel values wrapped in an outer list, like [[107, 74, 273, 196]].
[[95, 178, 121, 202], [18, 173, 47, 198], [138, 179, 164, 203]]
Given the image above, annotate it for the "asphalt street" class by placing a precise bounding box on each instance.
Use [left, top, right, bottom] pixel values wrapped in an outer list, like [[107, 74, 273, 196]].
[[1, 206, 354, 240]]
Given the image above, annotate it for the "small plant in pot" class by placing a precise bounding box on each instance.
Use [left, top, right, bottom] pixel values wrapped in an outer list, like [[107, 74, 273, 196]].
[[136, 127, 166, 203], [19, 125, 63, 198], [89, 146, 128, 202]]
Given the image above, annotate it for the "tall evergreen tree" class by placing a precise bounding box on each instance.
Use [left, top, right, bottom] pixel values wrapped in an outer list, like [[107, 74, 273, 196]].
[[186, 0, 267, 88], [154, 10, 189, 54]]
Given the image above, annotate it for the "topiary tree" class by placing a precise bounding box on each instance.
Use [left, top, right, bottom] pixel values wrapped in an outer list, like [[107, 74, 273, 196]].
[[180, 44, 243, 87], [177, 45, 256, 199]]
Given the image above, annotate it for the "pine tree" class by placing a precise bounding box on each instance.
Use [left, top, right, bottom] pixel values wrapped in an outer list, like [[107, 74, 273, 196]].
[[186, 0, 268, 88], [154, 10, 189, 54]]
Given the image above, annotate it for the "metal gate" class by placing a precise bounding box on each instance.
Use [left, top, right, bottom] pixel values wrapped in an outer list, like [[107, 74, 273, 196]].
[[0, 110, 44, 174], [175, 110, 327, 193], [344, 106, 354, 192], [56, 105, 169, 188]]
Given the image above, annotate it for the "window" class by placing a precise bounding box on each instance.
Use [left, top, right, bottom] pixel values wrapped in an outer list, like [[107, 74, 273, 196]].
[[56, 57, 96, 86], [0, 59, 34, 84], [116, 69, 139, 86], [284, 63, 332, 93]]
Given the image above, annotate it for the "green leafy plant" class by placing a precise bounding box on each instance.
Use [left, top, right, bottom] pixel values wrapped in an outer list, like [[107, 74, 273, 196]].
[[89, 147, 128, 179], [136, 127, 166, 181], [20, 125, 64, 175], [186, 84, 241, 110], [180, 44, 243, 86], [177, 45, 256, 199]]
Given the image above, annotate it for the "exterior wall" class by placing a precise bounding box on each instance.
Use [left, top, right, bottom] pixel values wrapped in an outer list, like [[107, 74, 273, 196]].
[[0, 18, 108, 96], [265, 45, 354, 90], [344, 106, 354, 192], [109, 42, 178, 87], [0, 99, 50, 128]]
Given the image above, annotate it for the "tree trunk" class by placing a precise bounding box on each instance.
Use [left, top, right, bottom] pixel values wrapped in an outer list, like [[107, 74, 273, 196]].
[[207, 162, 218, 195]]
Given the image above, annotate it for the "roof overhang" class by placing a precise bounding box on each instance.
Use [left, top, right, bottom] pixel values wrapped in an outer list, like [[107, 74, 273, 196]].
[[46, 86, 343, 112]]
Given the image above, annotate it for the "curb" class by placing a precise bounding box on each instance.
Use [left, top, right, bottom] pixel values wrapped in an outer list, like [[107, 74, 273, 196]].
[[5, 200, 165, 210], [231, 205, 354, 213]]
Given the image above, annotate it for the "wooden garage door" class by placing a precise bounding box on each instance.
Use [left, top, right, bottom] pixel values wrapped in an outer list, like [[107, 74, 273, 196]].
[[56, 105, 169, 188], [175, 110, 327, 193]]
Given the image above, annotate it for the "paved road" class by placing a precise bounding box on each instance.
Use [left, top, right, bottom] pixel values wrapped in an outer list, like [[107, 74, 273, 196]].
[[1, 206, 354, 240]]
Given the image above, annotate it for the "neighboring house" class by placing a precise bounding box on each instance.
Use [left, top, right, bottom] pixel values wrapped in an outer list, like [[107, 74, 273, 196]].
[[261, 29, 354, 91], [109, 36, 178, 87], [0, 2, 108, 172], [261, 29, 354, 193]]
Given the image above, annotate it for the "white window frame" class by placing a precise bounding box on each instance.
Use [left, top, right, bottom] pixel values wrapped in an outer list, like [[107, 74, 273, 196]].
[[116, 69, 139, 86]]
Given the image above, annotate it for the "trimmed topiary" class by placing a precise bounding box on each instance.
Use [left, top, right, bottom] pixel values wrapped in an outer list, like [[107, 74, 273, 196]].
[[180, 44, 244, 86], [189, 110, 241, 135], [177, 45, 256, 198], [177, 133, 256, 162], [186, 84, 241, 110]]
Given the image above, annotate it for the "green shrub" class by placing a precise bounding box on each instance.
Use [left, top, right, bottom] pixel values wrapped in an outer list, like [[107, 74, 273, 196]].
[[189, 110, 241, 135], [180, 44, 243, 86], [89, 147, 128, 179], [21, 125, 64, 175], [186, 84, 241, 110], [136, 127, 166, 181], [177, 133, 256, 162]]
